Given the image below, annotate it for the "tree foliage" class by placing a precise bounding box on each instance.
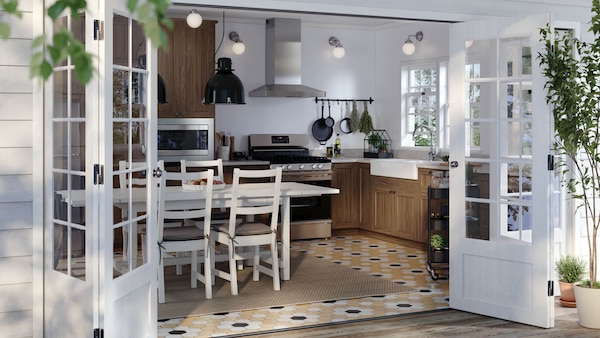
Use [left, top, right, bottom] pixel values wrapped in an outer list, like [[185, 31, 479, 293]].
[[538, 0, 600, 288], [1, 0, 172, 84]]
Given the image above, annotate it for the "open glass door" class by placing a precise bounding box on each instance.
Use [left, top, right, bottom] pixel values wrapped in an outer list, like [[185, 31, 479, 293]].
[[448, 14, 555, 328], [45, 1, 157, 336], [98, 1, 158, 335]]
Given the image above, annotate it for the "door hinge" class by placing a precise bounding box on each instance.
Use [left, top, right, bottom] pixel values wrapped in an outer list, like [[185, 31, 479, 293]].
[[94, 164, 104, 185], [547, 154, 554, 171], [548, 280, 554, 296], [94, 20, 104, 40], [93, 328, 104, 338]]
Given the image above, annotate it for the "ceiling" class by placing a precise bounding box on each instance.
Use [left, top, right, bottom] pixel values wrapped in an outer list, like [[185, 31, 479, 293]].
[[166, 4, 439, 29]]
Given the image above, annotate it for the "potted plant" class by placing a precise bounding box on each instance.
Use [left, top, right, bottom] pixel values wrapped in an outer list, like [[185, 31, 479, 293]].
[[430, 234, 448, 251], [555, 255, 587, 307], [539, 1, 600, 328]]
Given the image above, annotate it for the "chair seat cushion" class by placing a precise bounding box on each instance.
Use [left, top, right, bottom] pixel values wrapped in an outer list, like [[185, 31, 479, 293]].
[[163, 225, 204, 241], [217, 222, 272, 236]]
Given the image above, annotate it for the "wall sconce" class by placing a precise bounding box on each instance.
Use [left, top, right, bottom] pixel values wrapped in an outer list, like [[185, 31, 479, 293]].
[[229, 31, 245, 55], [329, 36, 345, 59], [402, 31, 423, 56], [186, 9, 203, 28]]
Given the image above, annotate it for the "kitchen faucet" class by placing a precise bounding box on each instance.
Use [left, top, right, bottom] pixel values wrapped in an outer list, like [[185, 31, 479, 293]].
[[412, 125, 437, 161]]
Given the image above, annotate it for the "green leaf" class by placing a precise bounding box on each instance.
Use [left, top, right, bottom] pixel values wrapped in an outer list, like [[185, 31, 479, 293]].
[[127, 0, 138, 12], [0, 22, 10, 40], [47, 2, 67, 21]]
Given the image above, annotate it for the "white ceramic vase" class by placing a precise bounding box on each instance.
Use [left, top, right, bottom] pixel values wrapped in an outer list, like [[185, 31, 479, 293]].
[[573, 283, 600, 329]]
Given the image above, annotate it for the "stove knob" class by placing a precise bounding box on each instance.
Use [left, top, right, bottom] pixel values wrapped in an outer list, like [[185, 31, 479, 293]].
[[286, 164, 293, 170], [311, 164, 318, 169], [299, 164, 305, 170]]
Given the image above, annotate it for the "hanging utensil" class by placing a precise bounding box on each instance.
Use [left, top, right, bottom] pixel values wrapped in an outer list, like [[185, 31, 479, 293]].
[[325, 101, 335, 128], [339, 101, 353, 134], [311, 102, 333, 145]]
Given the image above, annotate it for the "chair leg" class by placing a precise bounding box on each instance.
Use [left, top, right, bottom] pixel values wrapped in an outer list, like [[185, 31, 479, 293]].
[[253, 246, 260, 282], [229, 241, 238, 295], [191, 250, 198, 289], [158, 250, 166, 303], [204, 249, 213, 299], [271, 238, 280, 291]]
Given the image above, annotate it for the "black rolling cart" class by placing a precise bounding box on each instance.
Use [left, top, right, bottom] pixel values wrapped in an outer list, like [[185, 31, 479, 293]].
[[427, 186, 449, 280]]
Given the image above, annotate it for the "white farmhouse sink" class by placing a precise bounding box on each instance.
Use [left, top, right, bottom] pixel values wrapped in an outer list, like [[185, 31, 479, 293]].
[[370, 159, 437, 180]]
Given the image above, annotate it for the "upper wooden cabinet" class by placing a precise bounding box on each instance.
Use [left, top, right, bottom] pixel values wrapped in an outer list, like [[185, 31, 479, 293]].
[[158, 19, 216, 118]]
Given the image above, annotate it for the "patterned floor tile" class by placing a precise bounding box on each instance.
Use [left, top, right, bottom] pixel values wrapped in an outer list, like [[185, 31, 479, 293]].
[[157, 234, 448, 337]]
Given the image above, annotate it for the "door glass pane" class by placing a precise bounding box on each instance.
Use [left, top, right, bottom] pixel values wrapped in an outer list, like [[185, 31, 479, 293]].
[[112, 15, 149, 276], [52, 13, 87, 281]]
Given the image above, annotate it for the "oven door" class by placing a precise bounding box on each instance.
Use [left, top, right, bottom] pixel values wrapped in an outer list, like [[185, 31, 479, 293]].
[[283, 171, 332, 239]]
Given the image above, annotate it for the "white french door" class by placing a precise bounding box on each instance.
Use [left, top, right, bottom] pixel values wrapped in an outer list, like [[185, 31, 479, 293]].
[[45, 0, 158, 336], [448, 14, 555, 328]]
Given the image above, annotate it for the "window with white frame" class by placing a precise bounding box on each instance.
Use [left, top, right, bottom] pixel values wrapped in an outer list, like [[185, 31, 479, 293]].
[[401, 61, 448, 149]]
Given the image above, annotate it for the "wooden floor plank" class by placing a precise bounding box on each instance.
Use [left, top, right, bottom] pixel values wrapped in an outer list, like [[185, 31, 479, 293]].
[[255, 309, 596, 338]]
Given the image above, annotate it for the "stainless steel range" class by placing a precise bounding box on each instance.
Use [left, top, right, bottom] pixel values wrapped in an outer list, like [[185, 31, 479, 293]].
[[249, 134, 332, 239]]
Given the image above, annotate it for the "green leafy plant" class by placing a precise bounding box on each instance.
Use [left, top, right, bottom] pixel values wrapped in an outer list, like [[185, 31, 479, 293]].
[[2, 0, 172, 84], [555, 255, 587, 284], [538, 0, 600, 289], [430, 234, 447, 250]]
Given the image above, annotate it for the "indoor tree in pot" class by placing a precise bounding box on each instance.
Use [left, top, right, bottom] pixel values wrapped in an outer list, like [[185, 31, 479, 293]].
[[539, 0, 600, 328], [555, 255, 587, 307]]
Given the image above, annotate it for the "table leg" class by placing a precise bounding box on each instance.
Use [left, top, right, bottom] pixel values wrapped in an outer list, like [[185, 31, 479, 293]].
[[281, 196, 291, 280]]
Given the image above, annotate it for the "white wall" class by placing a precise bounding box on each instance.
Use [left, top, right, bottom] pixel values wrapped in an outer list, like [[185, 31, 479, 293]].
[[0, 2, 35, 336], [211, 18, 451, 157]]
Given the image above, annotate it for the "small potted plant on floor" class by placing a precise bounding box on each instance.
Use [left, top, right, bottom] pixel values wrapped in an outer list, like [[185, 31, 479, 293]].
[[555, 255, 586, 307]]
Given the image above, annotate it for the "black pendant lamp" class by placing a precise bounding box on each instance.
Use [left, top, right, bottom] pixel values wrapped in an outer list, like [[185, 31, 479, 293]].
[[203, 57, 246, 104], [137, 54, 168, 104]]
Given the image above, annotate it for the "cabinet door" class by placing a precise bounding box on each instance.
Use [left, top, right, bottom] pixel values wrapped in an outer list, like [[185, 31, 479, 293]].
[[331, 163, 358, 229], [372, 184, 397, 235], [358, 163, 372, 229], [158, 19, 216, 118]]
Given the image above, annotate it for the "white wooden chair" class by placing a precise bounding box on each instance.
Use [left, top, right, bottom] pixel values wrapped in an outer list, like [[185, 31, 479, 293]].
[[118, 160, 148, 261], [181, 159, 230, 223], [212, 167, 282, 295], [156, 169, 215, 303]]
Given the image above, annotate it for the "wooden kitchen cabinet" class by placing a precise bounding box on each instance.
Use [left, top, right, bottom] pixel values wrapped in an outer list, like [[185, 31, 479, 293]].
[[358, 163, 372, 230], [331, 163, 359, 229], [371, 175, 420, 241], [157, 19, 216, 118]]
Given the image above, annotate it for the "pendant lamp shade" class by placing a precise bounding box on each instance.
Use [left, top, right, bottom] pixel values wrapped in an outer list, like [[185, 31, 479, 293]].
[[203, 57, 246, 104]]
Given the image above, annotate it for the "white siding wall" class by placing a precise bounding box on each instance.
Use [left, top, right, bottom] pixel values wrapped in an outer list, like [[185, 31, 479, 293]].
[[0, 1, 35, 336]]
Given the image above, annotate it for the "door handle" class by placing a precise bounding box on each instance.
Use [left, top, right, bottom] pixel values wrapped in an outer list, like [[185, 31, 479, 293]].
[[450, 161, 459, 168]]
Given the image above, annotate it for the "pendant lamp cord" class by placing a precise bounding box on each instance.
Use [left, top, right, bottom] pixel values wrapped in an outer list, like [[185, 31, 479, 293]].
[[213, 11, 225, 62]]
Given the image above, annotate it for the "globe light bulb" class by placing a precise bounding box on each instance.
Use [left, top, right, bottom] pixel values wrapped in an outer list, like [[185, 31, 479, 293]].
[[333, 46, 345, 59], [402, 42, 416, 56], [232, 42, 246, 55], [186, 10, 202, 29]]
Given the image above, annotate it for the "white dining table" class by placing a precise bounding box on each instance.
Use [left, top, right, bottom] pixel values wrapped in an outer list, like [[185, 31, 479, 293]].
[[58, 182, 339, 280]]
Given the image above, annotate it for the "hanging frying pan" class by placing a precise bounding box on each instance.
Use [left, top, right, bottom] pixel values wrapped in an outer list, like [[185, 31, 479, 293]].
[[312, 102, 333, 145], [339, 101, 353, 134], [325, 102, 335, 128]]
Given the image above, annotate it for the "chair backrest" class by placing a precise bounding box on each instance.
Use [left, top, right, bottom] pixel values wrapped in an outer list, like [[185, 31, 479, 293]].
[[180, 159, 224, 183], [157, 169, 214, 241], [227, 167, 282, 235], [118, 160, 147, 188]]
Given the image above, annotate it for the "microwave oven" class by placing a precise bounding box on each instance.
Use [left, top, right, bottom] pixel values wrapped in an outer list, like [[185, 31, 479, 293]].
[[157, 118, 214, 162]]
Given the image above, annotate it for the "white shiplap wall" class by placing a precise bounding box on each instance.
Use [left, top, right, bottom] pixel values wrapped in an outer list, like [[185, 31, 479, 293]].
[[0, 1, 35, 336]]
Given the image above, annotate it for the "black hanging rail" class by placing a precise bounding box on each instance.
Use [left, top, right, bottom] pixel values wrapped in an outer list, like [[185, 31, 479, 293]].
[[314, 97, 374, 104]]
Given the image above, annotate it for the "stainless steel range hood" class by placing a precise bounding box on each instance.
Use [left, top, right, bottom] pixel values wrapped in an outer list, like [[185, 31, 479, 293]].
[[249, 18, 326, 98]]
